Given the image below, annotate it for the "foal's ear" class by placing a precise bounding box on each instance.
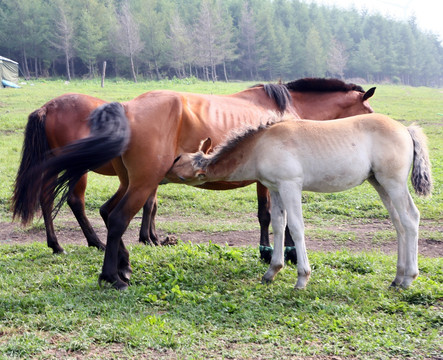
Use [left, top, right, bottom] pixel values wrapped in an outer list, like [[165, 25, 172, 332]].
[[362, 87, 376, 101], [199, 137, 213, 154]]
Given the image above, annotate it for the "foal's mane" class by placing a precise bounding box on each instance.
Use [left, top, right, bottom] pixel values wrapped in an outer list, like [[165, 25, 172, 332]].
[[193, 116, 282, 169], [251, 78, 365, 114]]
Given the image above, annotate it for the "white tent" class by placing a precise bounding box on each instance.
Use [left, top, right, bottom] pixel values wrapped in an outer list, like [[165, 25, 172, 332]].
[[0, 56, 19, 87]]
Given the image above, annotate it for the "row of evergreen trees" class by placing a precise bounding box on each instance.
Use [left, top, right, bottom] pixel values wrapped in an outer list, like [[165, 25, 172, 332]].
[[0, 0, 442, 86]]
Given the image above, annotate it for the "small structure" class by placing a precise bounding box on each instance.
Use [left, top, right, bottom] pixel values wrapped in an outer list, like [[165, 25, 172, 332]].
[[0, 56, 20, 88]]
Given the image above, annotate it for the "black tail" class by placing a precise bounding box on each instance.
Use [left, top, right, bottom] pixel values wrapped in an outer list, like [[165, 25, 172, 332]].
[[17, 102, 130, 222], [12, 109, 51, 224]]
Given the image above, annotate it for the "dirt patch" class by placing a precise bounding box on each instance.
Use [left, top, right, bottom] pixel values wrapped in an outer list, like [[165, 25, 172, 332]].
[[1, 215, 441, 258]]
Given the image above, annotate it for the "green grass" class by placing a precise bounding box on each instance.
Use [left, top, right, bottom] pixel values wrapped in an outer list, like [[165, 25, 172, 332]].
[[0, 242, 441, 359], [0, 79, 442, 358]]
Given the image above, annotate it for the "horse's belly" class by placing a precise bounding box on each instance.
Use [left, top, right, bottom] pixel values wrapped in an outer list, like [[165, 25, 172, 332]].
[[302, 164, 370, 193]]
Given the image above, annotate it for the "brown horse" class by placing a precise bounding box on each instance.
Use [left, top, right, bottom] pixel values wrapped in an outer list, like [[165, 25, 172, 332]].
[[13, 79, 375, 289], [12, 78, 375, 260], [167, 114, 432, 289]]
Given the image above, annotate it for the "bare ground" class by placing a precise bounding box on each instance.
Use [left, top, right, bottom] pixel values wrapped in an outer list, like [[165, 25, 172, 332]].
[[1, 215, 441, 257]]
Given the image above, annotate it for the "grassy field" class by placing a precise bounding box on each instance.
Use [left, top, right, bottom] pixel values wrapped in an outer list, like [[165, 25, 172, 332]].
[[0, 79, 442, 359]]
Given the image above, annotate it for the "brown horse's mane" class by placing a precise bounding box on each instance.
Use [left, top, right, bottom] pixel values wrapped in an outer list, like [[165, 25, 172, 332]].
[[285, 78, 365, 93], [251, 78, 365, 114], [193, 116, 282, 170]]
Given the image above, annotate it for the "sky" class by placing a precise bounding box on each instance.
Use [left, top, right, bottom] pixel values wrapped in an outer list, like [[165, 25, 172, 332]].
[[306, 0, 443, 43]]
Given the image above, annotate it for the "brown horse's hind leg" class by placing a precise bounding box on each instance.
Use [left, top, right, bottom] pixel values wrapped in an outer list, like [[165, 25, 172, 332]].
[[98, 182, 133, 285], [100, 186, 152, 290], [67, 175, 106, 251], [40, 182, 65, 254], [257, 183, 297, 264], [139, 189, 159, 245]]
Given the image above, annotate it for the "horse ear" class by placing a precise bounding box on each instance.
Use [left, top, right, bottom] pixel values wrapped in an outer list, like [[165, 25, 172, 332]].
[[362, 87, 376, 101], [199, 137, 213, 154]]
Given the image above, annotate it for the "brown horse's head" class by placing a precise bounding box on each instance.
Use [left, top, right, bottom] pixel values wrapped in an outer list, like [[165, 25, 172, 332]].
[[285, 78, 376, 120]]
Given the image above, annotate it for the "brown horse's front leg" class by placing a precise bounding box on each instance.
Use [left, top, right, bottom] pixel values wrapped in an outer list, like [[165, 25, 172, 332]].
[[139, 189, 159, 246], [256, 183, 273, 263], [284, 227, 297, 264]]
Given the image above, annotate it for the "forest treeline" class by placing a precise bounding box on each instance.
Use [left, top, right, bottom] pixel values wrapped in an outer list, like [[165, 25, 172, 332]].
[[0, 0, 442, 86]]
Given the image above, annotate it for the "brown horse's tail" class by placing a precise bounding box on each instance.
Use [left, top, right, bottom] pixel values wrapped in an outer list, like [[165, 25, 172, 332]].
[[14, 102, 131, 222], [12, 108, 51, 225], [407, 125, 433, 197]]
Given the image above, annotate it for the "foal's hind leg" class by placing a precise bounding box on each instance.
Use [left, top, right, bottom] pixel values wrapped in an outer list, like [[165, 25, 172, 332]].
[[67, 174, 106, 251], [368, 178, 406, 286], [139, 189, 159, 246], [370, 178, 420, 287]]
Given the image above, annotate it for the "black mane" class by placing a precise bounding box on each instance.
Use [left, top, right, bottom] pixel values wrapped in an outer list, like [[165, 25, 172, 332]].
[[252, 78, 365, 113], [285, 78, 365, 93], [250, 83, 291, 113]]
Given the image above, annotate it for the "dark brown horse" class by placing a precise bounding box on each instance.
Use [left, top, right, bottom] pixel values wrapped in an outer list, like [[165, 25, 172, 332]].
[[12, 78, 375, 289], [14, 79, 375, 260]]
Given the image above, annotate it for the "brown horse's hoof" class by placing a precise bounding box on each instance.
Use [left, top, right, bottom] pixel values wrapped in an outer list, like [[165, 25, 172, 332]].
[[98, 273, 129, 291], [96, 242, 106, 251], [259, 246, 273, 264], [51, 245, 66, 254], [118, 269, 132, 285], [284, 247, 298, 265], [139, 237, 160, 246]]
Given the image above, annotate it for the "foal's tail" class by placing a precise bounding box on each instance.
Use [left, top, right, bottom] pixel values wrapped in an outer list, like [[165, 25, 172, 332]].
[[14, 102, 131, 223], [12, 108, 51, 225], [407, 125, 433, 197]]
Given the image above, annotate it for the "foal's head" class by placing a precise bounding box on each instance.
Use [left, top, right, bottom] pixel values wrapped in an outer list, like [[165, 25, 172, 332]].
[[166, 138, 213, 186]]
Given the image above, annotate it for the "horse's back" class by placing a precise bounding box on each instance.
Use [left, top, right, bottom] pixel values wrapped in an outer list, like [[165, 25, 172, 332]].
[[44, 93, 107, 148], [256, 114, 412, 192], [124, 89, 272, 156]]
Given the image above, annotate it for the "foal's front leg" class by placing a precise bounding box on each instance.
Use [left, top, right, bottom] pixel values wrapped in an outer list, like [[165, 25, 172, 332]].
[[280, 182, 311, 289]]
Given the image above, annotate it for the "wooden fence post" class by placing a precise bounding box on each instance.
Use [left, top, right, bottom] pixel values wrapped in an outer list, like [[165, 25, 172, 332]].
[[101, 61, 107, 88]]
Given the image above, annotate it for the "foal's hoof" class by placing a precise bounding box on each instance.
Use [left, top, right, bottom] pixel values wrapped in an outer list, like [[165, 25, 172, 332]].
[[261, 276, 273, 285], [259, 246, 273, 264], [98, 274, 129, 291]]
